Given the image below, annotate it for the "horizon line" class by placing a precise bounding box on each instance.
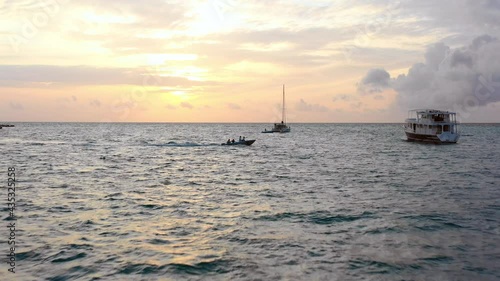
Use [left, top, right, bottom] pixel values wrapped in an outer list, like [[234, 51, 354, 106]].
[[2, 121, 500, 124]]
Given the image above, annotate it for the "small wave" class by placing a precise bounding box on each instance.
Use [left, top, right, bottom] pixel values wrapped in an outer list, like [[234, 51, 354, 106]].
[[104, 192, 123, 199], [185, 181, 202, 186], [3, 215, 17, 221], [51, 252, 87, 263], [72, 142, 97, 147], [365, 226, 402, 234], [83, 219, 95, 225], [17, 251, 43, 262], [145, 141, 220, 147], [46, 266, 95, 281], [50, 184, 69, 189], [403, 214, 463, 231], [348, 258, 417, 274], [117, 260, 231, 275], [419, 255, 454, 263], [159, 141, 202, 147], [118, 263, 163, 275], [140, 204, 164, 210], [99, 231, 128, 237], [49, 206, 72, 213], [254, 210, 374, 224], [147, 238, 172, 245], [168, 260, 231, 275], [68, 243, 93, 250], [160, 179, 172, 185]]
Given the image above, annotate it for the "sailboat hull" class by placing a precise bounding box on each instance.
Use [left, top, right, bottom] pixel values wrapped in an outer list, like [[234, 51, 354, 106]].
[[262, 124, 290, 133]]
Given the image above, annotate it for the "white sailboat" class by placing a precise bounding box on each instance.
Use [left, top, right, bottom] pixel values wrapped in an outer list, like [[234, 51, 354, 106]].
[[262, 85, 291, 133]]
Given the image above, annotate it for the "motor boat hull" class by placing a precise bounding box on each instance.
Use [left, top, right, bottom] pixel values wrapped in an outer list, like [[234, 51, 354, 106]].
[[262, 124, 290, 133], [405, 132, 458, 144], [221, 140, 256, 146]]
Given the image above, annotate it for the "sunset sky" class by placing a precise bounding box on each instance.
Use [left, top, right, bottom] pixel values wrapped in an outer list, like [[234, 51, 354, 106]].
[[1, 0, 499, 122]]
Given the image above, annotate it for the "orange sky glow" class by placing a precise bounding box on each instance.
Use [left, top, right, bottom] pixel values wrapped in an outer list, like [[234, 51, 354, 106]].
[[1, 0, 499, 122]]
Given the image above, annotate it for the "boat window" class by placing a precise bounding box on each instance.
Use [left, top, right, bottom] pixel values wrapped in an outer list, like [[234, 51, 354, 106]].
[[444, 125, 449, 132], [428, 125, 432, 129]]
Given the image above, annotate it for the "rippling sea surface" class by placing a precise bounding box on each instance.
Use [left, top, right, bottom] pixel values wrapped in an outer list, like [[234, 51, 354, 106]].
[[1, 123, 499, 281]]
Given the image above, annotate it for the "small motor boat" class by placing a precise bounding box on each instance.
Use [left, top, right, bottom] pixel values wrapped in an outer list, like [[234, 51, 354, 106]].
[[221, 139, 256, 146]]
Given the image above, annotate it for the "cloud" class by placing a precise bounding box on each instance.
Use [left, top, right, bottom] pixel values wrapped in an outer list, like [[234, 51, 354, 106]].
[[357, 68, 391, 95], [295, 99, 329, 112], [227, 103, 241, 110], [350, 102, 364, 109], [424, 42, 450, 70], [73, 0, 189, 30], [165, 104, 177, 110], [9, 101, 24, 110], [89, 99, 101, 107], [359, 35, 500, 110], [398, 0, 500, 35], [332, 94, 357, 102], [180, 102, 193, 109], [0, 65, 206, 87]]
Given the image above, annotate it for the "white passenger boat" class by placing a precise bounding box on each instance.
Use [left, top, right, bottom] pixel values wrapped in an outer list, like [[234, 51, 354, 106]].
[[404, 109, 460, 144]]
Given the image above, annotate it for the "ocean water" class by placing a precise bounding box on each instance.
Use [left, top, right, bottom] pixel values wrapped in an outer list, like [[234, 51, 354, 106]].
[[1, 123, 499, 281]]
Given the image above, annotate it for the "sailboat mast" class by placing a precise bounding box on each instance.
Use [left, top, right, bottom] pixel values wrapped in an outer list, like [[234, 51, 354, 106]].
[[282, 84, 285, 123]]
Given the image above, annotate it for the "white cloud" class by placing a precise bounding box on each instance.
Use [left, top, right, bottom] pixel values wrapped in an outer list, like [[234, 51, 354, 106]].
[[295, 99, 329, 112], [180, 101, 193, 109], [359, 35, 500, 111], [9, 101, 24, 110], [227, 103, 241, 110], [357, 68, 390, 95]]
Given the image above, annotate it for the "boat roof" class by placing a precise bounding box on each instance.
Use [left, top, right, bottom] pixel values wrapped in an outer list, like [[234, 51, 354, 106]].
[[409, 109, 456, 114]]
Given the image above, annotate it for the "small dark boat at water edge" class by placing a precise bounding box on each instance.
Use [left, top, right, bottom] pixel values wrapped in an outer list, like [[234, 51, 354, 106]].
[[221, 140, 256, 146]]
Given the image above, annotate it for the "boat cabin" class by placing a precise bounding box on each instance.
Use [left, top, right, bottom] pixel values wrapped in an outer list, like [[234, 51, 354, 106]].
[[405, 109, 459, 135]]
